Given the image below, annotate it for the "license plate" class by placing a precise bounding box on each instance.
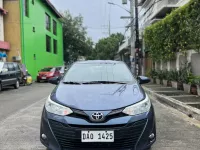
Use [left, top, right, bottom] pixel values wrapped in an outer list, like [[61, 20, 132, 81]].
[[81, 131, 114, 142], [42, 77, 46, 79]]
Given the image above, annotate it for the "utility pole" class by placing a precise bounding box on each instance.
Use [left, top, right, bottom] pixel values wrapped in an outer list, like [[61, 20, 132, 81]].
[[134, 0, 140, 76], [129, 0, 135, 74], [108, 4, 111, 36]]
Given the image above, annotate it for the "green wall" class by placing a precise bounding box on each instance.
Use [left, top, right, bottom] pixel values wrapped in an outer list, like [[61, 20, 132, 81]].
[[20, 0, 63, 79]]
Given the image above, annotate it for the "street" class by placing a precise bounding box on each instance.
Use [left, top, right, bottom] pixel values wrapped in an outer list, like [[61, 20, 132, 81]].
[[0, 83, 200, 150]]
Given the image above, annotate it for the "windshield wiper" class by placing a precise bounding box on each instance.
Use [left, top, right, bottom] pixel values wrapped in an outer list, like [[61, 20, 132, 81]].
[[63, 81, 82, 85], [82, 81, 127, 84]]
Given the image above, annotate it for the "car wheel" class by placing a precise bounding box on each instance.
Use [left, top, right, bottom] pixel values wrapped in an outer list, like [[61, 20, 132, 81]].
[[14, 80, 20, 89], [37, 79, 40, 83], [0, 83, 2, 91]]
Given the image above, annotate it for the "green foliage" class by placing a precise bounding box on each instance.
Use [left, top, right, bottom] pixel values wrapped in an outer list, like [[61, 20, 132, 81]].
[[88, 33, 124, 60], [62, 11, 94, 64], [148, 69, 157, 79], [179, 62, 192, 84], [144, 0, 200, 61]]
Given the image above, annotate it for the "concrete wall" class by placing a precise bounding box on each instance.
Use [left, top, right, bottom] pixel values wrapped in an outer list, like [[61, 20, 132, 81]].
[[154, 50, 200, 76], [4, 0, 22, 62]]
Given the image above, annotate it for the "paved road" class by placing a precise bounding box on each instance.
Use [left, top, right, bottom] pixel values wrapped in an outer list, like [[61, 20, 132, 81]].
[[0, 83, 55, 122], [0, 84, 200, 150]]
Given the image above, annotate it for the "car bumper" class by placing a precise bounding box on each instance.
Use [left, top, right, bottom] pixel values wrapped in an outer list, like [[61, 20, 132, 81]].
[[37, 76, 53, 81], [40, 106, 156, 150]]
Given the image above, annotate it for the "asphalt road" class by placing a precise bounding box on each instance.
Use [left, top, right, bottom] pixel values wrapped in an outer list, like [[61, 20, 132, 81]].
[[0, 83, 55, 122], [0, 83, 200, 150]]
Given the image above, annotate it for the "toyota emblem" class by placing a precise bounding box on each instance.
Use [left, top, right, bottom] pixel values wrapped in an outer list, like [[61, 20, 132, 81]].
[[91, 112, 104, 121]]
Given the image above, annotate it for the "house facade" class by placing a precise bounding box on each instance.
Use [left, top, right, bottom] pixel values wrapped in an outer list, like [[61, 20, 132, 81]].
[[0, 0, 9, 62], [4, 0, 64, 79]]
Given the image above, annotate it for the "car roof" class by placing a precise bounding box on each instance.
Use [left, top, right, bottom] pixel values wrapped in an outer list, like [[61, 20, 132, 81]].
[[75, 60, 124, 64]]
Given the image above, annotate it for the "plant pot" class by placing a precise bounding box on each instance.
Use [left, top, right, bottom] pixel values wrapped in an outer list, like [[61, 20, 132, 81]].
[[177, 82, 183, 90], [197, 85, 200, 96], [171, 81, 178, 89], [156, 79, 160, 85], [183, 83, 191, 93], [191, 85, 197, 95], [163, 80, 168, 86], [167, 81, 172, 87]]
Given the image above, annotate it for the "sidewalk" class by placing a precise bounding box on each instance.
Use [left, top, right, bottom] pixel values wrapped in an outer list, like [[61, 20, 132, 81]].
[[143, 84, 200, 122]]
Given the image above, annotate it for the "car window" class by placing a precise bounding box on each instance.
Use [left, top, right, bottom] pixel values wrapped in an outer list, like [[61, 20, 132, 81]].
[[0, 62, 3, 72], [3, 63, 8, 69], [63, 63, 135, 83], [7, 63, 15, 71], [40, 67, 55, 72], [13, 63, 20, 71]]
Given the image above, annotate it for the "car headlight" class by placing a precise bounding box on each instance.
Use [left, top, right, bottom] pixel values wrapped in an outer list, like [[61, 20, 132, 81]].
[[45, 96, 73, 116], [123, 94, 151, 116]]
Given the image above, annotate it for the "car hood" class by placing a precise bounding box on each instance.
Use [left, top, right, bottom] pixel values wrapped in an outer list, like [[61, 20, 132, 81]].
[[52, 83, 145, 111]]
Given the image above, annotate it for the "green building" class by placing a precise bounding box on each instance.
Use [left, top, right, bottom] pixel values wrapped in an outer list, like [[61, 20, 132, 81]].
[[4, 0, 64, 79]]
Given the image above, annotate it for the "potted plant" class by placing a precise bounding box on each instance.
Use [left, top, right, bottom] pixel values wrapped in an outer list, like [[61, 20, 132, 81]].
[[162, 70, 168, 86], [156, 70, 163, 85], [171, 70, 179, 89], [148, 69, 157, 84], [191, 76, 200, 96], [180, 63, 192, 93], [167, 70, 173, 87]]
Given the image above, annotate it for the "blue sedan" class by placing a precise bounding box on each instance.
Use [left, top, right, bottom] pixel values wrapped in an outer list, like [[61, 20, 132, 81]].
[[40, 60, 156, 150]]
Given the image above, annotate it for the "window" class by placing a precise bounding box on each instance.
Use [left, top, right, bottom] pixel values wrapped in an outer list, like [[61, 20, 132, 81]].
[[3, 63, 8, 70], [46, 35, 51, 52], [24, 0, 29, 17], [46, 13, 51, 31], [53, 20, 57, 35], [32, 0, 34, 5], [13, 63, 20, 71], [53, 39, 57, 54], [40, 67, 55, 72], [7, 63, 15, 71]]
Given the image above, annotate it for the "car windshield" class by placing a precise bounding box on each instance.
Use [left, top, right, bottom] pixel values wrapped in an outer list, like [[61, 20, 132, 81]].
[[40, 68, 55, 72], [63, 62, 136, 83]]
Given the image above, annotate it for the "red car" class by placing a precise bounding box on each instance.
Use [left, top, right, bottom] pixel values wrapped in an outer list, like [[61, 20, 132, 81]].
[[37, 67, 61, 82]]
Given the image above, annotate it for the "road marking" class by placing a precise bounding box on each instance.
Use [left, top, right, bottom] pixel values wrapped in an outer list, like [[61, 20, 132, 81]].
[[0, 96, 47, 125]]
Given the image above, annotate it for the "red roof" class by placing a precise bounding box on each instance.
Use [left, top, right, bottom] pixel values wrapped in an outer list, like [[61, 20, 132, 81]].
[[0, 41, 10, 50], [44, 0, 62, 18]]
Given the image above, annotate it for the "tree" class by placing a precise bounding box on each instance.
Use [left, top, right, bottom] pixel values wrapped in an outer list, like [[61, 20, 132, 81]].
[[62, 11, 93, 64], [88, 33, 124, 60]]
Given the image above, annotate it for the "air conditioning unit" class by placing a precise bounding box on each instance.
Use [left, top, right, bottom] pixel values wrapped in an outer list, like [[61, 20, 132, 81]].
[[13, 56, 21, 61]]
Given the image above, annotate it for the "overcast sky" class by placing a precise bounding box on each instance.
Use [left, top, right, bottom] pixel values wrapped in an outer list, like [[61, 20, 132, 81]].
[[50, 0, 130, 43]]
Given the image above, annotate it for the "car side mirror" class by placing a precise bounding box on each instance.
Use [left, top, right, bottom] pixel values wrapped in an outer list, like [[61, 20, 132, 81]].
[[138, 76, 151, 84], [49, 77, 60, 85]]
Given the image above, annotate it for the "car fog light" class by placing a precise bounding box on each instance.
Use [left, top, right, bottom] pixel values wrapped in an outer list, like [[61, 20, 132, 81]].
[[149, 133, 155, 140], [41, 134, 47, 140]]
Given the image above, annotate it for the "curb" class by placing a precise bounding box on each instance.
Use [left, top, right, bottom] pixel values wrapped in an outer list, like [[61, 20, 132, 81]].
[[143, 86, 200, 122]]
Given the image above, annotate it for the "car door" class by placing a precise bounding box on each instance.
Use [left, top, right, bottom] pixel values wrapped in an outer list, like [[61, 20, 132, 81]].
[[7, 63, 16, 85], [13, 63, 22, 82], [1, 63, 10, 86]]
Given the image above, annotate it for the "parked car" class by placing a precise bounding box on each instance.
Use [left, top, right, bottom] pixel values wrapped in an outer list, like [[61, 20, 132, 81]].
[[0, 62, 22, 91], [37, 67, 61, 82], [40, 60, 156, 150]]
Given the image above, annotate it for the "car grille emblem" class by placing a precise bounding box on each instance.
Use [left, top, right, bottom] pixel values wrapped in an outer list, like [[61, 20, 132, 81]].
[[91, 112, 104, 121]]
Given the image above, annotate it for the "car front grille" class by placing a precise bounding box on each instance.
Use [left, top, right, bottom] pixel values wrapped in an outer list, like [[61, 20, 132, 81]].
[[49, 119, 147, 150]]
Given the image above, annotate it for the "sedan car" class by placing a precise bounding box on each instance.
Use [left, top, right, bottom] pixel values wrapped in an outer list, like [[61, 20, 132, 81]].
[[37, 67, 61, 82], [40, 60, 156, 150]]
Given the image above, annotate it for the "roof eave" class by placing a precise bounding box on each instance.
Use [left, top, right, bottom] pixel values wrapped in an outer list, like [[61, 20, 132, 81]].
[[44, 0, 63, 18]]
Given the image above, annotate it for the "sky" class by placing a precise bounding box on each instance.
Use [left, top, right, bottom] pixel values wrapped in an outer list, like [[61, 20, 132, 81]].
[[50, 0, 131, 43]]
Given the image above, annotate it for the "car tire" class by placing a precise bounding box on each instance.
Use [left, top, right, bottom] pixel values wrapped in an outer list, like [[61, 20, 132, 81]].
[[0, 83, 2, 92], [37, 79, 40, 83], [14, 80, 20, 89]]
